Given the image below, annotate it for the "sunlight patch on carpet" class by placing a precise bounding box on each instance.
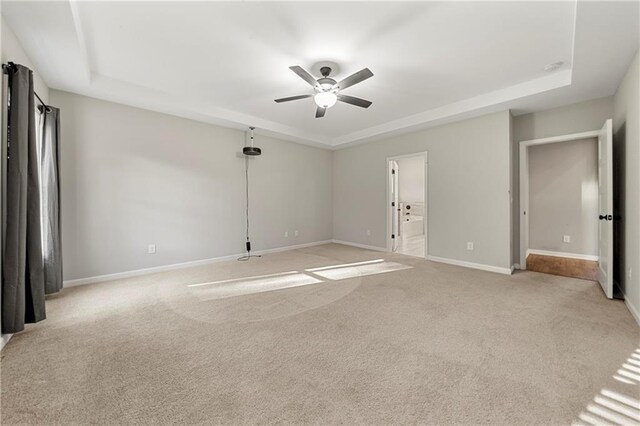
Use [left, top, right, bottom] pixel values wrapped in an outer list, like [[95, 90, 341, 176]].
[[186, 259, 412, 301], [188, 271, 322, 300], [574, 348, 640, 426], [306, 259, 412, 280]]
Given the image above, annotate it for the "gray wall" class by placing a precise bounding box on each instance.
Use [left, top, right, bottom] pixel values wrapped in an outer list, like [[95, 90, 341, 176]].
[[528, 138, 598, 256], [512, 96, 614, 263], [613, 50, 639, 320], [52, 91, 333, 281], [333, 111, 512, 270]]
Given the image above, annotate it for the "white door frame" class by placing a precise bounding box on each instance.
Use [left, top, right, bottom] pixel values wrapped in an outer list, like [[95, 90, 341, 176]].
[[386, 152, 428, 258], [390, 159, 400, 253], [519, 130, 600, 268]]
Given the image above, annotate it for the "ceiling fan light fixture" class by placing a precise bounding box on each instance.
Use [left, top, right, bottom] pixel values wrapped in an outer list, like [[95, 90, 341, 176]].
[[275, 64, 373, 118], [314, 92, 337, 108]]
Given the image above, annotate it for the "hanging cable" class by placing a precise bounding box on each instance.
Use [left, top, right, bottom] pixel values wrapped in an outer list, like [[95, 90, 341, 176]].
[[238, 127, 261, 261]]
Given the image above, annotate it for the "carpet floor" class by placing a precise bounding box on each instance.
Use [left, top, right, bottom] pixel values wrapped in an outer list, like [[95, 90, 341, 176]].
[[1, 243, 638, 425]]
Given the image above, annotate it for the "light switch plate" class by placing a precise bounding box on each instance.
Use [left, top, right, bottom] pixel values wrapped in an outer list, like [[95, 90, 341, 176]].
[[148, 244, 156, 254]]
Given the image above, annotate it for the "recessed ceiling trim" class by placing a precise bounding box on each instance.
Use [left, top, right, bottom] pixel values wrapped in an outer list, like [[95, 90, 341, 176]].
[[63, 0, 577, 149], [68, 0, 92, 84], [330, 69, 573, 147], [77, 72, 332, 148]]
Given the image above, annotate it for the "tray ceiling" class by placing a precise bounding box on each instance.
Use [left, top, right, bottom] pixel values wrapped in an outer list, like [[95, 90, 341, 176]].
[[2, 1, 639, 148]]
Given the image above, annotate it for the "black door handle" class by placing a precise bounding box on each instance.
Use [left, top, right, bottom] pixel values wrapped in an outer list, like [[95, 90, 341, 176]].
[[599, 214, 613, 221]]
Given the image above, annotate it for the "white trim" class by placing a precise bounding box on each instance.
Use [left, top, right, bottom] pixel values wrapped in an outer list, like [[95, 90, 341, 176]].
[[526, 249, 599, 262], [386, 152, 428, 259], [513, 264, 521, 270], [519, 129, 602, 268], [69, 0, 93, 83], [519, 130, 599, 146], [620, 279, 640, 326], [63, 240, 333, 287], [426, 255, 513, 275], [331, 239, 387, 252], [519, 142, 528, 268], [332, 69, 573, 147], [1, 334, 12, 351], [624, 298, 640, 327]]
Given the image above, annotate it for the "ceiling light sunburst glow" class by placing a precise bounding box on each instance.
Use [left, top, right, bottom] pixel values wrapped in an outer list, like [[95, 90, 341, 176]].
[[314, 92, 337, 108]]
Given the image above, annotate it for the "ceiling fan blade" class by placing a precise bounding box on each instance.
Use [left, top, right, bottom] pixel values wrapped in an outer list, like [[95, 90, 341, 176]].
[[274, 94, 312, 103], [315, 107, 326, 118], [289, 66, 318, 88], [333, 68, 374, 90], [337, 94, 372, 108]]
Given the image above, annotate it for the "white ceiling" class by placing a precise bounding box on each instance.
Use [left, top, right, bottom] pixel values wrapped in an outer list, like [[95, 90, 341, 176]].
[[2, 1, 639, 149]]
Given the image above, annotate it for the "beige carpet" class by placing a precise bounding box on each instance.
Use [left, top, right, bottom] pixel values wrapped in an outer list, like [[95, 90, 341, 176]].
[[1, 243, 638, 425]]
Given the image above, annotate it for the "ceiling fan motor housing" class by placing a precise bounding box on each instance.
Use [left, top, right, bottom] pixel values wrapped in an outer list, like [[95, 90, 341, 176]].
[[318, 67, 337, 91], [317, 77, 337, 91]]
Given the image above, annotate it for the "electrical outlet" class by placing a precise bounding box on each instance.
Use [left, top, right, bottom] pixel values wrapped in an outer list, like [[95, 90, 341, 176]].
[[284, 231, 288, 238], [466, 242, 474, 250], [563, 235, 571, 243], [294, 230, 299, 237], [629, 268, 633, 280], [366, 229, 371, 236], [148, 244, 156, 254]]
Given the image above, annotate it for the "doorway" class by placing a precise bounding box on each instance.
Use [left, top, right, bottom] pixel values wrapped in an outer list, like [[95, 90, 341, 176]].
[[387, 153, 428, 258], [519, 120, 614, 298]]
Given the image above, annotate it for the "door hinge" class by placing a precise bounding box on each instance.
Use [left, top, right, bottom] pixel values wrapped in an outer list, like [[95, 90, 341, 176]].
[[391, 234, 395, 239], [391, 201, 395, 207], [391, 169, 396, 175]]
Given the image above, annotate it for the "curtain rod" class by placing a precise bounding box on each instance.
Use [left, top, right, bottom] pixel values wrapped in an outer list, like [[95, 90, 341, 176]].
[[2, 62, 51, 112]]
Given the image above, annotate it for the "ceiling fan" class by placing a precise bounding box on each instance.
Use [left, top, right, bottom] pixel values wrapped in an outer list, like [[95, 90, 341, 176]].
[[275, 65, 373, 118]]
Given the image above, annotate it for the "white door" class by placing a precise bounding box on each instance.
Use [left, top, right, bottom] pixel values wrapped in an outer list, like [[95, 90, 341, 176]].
[[390, 161, 399, 252], [597, 119, 614, 298]]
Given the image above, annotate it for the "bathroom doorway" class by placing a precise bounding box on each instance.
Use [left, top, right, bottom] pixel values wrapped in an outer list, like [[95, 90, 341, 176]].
[[387, 152, 428, 258]]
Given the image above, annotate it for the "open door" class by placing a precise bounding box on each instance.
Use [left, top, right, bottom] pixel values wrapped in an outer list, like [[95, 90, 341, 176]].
[[390, 161, 399, 252], [597, 119, 614, 298]]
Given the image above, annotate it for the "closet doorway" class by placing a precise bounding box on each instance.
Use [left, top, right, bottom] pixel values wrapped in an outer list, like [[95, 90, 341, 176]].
[[387, 152, 428, 258], [519, 120, 614, 298]]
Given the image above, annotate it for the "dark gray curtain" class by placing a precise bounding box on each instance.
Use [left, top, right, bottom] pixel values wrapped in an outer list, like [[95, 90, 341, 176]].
[[38, 106, 63, 295], [2, 63, 46, 333]]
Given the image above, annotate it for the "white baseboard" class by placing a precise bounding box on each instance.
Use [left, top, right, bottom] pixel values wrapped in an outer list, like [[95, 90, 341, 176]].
[[624, 297, 640, 327], [526, 249, 598, 262], [426, 255, 513, 275], [331, 240, 511, 275], [513, 264, 521, 270], [1, 333, 12, 351], [64, 240, 333, 288], [331, 240, 387, 252]]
